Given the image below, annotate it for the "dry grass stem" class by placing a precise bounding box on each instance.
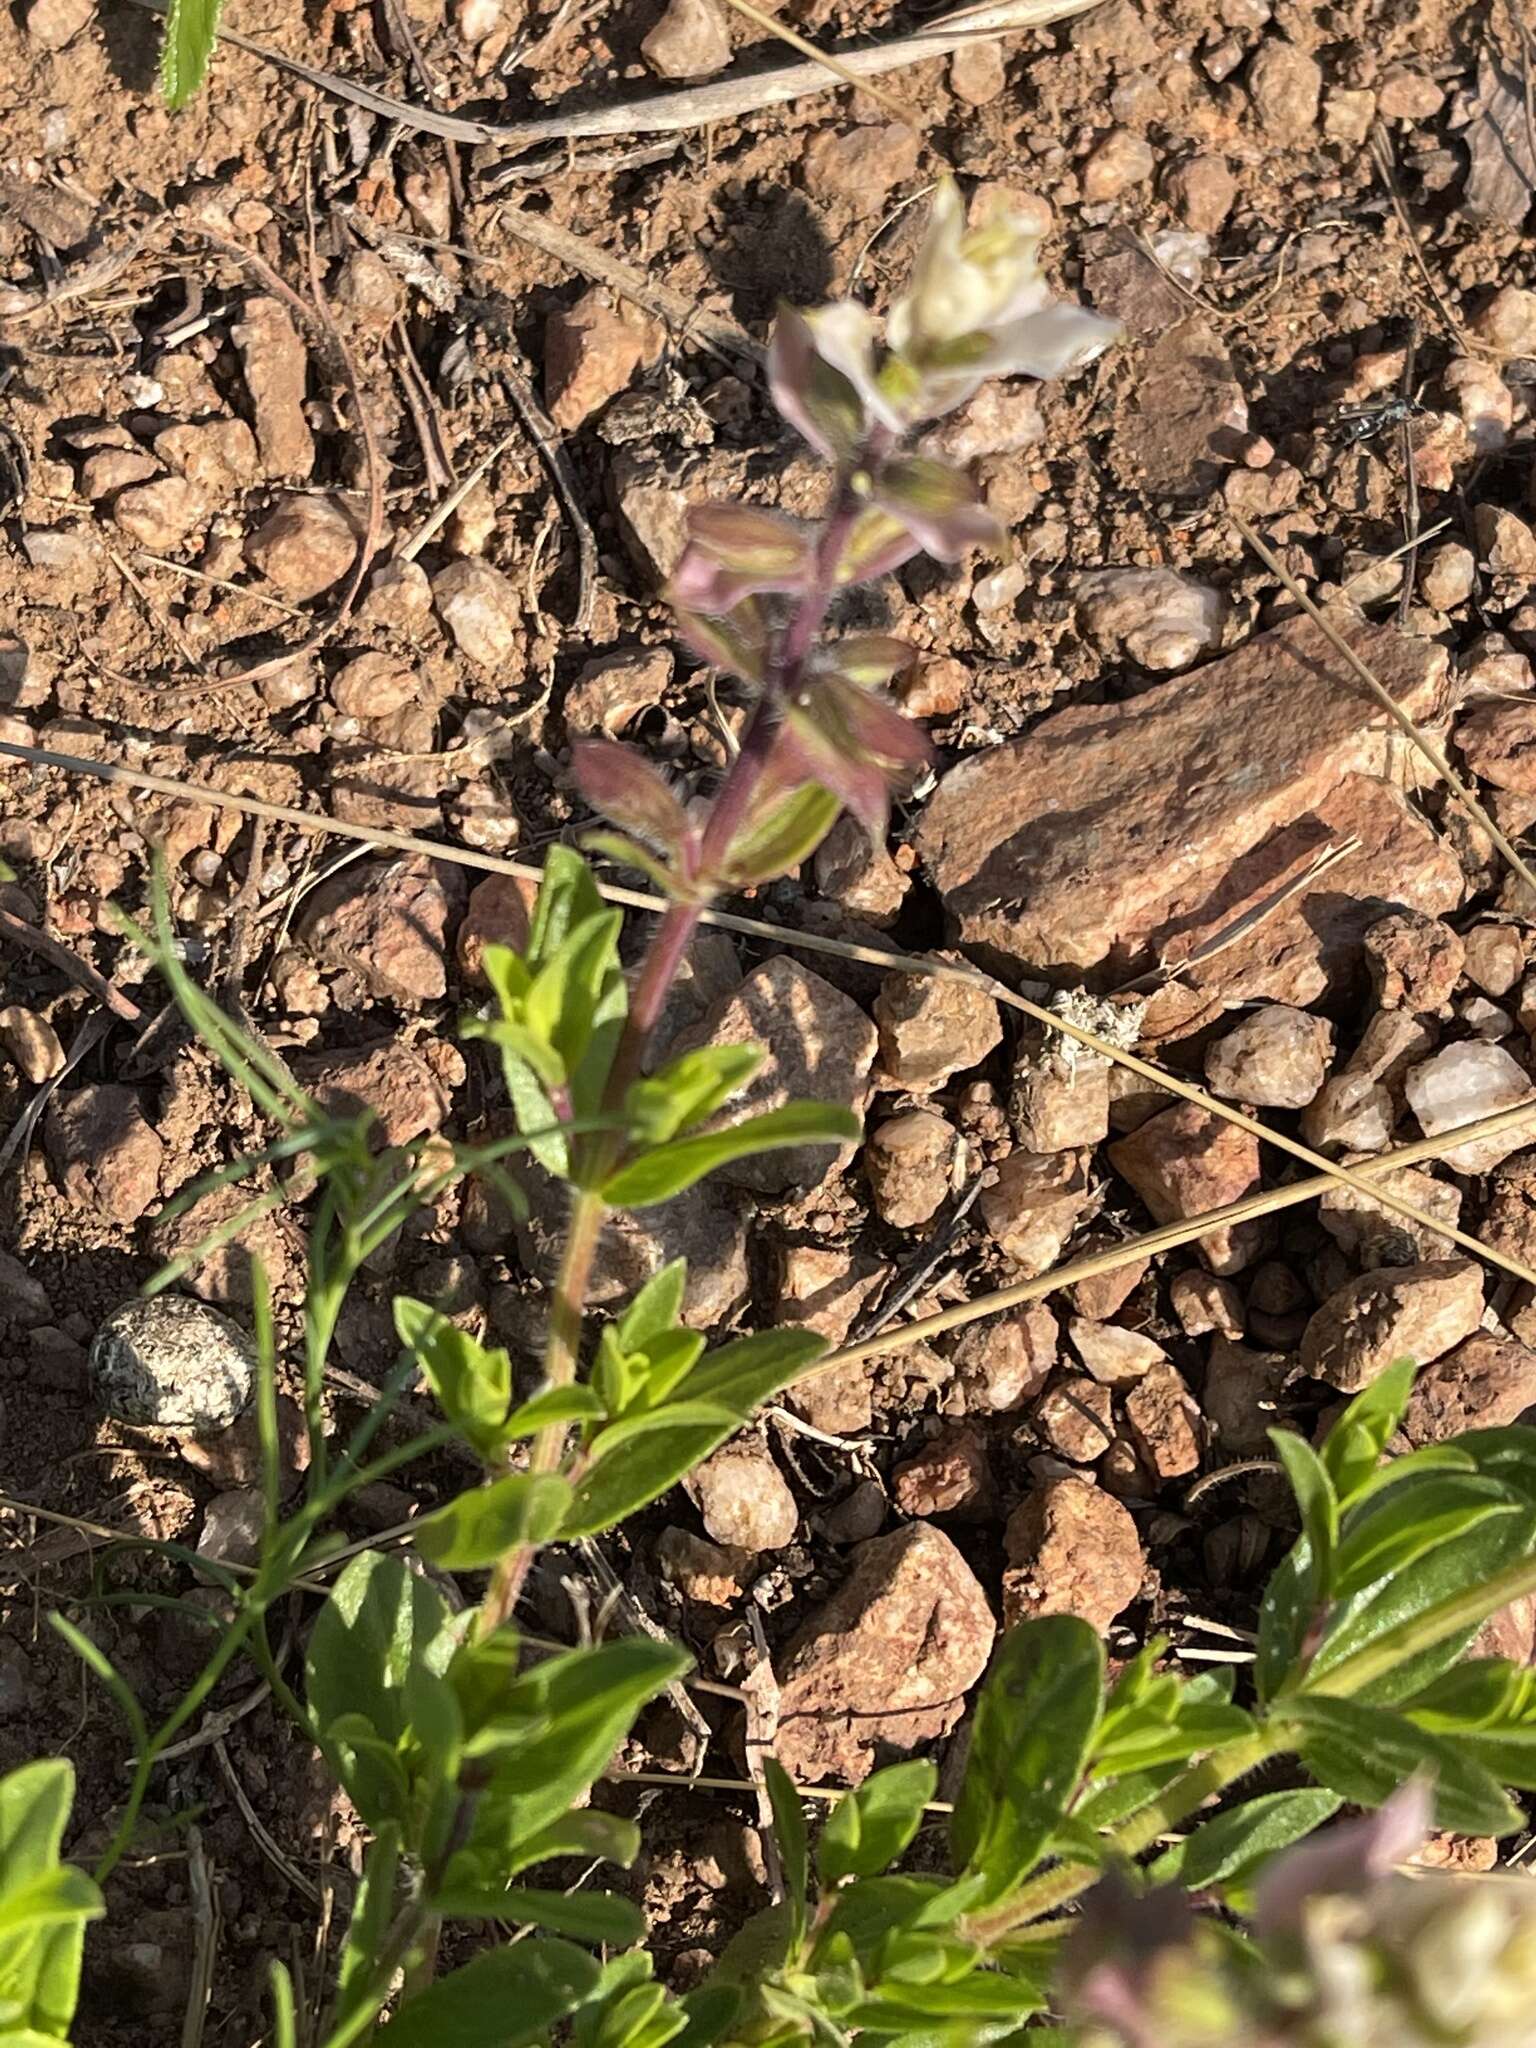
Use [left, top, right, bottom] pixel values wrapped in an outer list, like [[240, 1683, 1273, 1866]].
[[810, 1096, 1536, 1379], [3, 733, 1532, 1287], [123, 0, 1099, 150]]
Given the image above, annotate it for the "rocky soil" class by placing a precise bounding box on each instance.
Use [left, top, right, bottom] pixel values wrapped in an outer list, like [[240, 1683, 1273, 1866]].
[[7, 0, 1536, 2032]]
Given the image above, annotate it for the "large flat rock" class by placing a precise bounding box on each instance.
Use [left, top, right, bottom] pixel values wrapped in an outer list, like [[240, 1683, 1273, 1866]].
[[915, 615, 1451, 983]]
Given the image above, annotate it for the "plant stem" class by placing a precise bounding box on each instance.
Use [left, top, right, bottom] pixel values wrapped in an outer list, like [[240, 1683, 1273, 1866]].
[[970, 1729, 1287, 1941], [476, 464, 869, 1640]]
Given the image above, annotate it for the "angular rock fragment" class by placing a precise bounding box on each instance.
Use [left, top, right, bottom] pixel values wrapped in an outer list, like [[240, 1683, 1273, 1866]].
[[1299, 1259, 1485, 1392], [774, 1523, 996, 1783], [917, 617, 1451, 986]]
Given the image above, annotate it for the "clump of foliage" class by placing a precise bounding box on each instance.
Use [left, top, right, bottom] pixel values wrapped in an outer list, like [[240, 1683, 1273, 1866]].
[[10, 184, 1536, 2048]]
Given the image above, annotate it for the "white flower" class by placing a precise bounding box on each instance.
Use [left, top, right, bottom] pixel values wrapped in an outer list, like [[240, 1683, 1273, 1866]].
[[888, 177, 1120, 416]]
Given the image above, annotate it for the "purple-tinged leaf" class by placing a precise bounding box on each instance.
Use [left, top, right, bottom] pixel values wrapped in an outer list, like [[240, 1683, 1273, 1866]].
[[671, 599, 770, 684], [571, 738, 692, 856], [669, 505, 811, 613], [1254, 1778, 1433, 1934], [768, 305, 867, 463], [718, 779, 842, 887], [823, 635, 917, 691], [872, 455, 1005, 562], [836, 506, 920, 587]]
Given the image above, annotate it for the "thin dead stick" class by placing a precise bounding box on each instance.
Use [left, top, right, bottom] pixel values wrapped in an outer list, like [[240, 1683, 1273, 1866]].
[[476, 210, 758, 368], [809, 1097, 1536, 1380], [2, 732, 1531, 1289], [1370, 125, 1471, 351], [1231, 512, 1536, 904], [121, 0, 1097, 150], [396, 429, 520, 562], [181, 1827, 218, 2048], [1116, 837, 1360, 996], [0, 903, 143, 1023], [713, 0, 928, 133]]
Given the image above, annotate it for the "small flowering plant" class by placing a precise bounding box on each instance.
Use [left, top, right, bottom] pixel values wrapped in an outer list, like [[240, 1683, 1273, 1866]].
[[14, 180, 1536, 2048]]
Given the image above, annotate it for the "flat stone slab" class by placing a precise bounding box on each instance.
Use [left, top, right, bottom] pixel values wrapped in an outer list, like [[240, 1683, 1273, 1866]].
[[915, 613, 1451, 983]]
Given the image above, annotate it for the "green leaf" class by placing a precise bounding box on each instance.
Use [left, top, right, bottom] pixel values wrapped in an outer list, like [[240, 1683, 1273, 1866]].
[[1405, 1658, 1536, 1788], [502, 1811, 643, 1877], [0, 1762, 100, 2041], [502, 1385, 607, 1438], [676, 1327, 825, 1414], [1331, 1474, 1515, 1601], [1447, 1424, 1536, 1509], [1090, 1700, 1255, 1776], [1148, 1788, 1344, 1892], [0, 1870, 103, 1944], [950, 1618, 1103, 1907], [1320, 1356, 1416, 1504], [602, 1103, 860, 1207], [763, 1758, 808, 1944], [269, 1963, 298, 2048], [160, 0, 224, 106], [0, 1764, 74, 1882], [562, 1414, 737, 1540], [1307, 1502, 1536, 1704], [394, 1298, 512, 1460], [719, 783, 842, 887], [378, 1940, 600, 2047], [1269, 1428, 1338, 1596], [565, 1323, 826, 1541], [820, 1762, 936, 1886], [617, 1262, 690, 1351], [414, 1473, 573, 1570], [334, 1824, 401, 2031], [431, 1886, 646, 1946], [452, 1637, 689, 1858], [1280, 1694, 1521, 1836], [305, 1551, 461, 1832], [624, 1048, 764, 1147]]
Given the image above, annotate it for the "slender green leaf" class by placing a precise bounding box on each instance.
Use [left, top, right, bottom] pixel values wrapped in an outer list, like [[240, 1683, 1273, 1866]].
[[950, 1618, 1103, 1907], [1331, 1475, 1514, 1600], [1405, 1658, 1536, 1788], [453, 1638, 689, 1857], [1269, 1428, 1337, 1596], [502, 1385, 606, 1438], [1148, 1788, 1344, 1892], [1307, 1503, 1536, 1703], [624, 1048, 764, 1147], [432, 1886, 645, 1945], [563, 1410, 751, 1538], [160, 0, 225, 105], [676, 1327, 825, 1414], [616, 1263, 689, 1350], [334, 1824, 401, 2029], [601, 1104, 860, 1207], [414, 1473, 573, 1570], [1280, 1694, 1521, 1836], [820, 1762, 936, 1886], [763, 1759, 807, 1944], [269, 1962, 298, 2048], [1320, 1356, 1416, 1504], [379, 1940, 600, 2047], [394, 1299, 512, 1460]]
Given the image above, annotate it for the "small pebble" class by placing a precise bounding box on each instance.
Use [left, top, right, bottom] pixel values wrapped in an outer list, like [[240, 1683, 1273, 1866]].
[[90, 1295, 257, 1435]]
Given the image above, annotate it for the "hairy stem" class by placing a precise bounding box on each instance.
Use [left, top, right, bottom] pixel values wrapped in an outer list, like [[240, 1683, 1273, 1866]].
[[476, 462, 872, 1639], [970, 1728, 1287, 1941]]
